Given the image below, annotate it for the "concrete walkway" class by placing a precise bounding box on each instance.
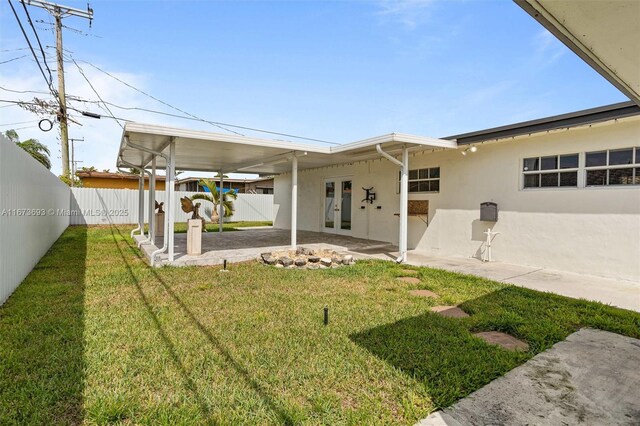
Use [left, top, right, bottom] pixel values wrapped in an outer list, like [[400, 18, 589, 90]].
[[418, 328, 640, 426], [399, 252, 640, 312]]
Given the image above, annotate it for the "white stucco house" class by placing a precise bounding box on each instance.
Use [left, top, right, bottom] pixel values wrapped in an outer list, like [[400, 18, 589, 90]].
[[116, 0, 639, 282], [272, 103, 640, 281]]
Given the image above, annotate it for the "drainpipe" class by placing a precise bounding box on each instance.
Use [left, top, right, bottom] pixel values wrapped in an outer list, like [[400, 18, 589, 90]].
[[218, 171, 224, 233], [120, 159, 152, 246], [118, 165, 144, 238], [125, 138, 173, 266], [376, 144, 409, 263]]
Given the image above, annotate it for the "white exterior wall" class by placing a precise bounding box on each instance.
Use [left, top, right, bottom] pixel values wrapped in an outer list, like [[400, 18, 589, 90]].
[[70, 188, 274, 225], [0, 134, 70, 305], [275, 116, 640, 281]]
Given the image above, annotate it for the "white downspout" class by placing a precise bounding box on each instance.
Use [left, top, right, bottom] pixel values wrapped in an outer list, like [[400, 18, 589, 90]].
[[376, 144, 409, 263], [118, 165, 143, 238], [291, 155, 298, 249], [125, 139, 172, 267]]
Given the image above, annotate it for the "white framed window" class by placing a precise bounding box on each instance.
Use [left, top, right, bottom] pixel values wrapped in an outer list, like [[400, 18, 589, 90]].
[[398, 167, 440, 193], [522, 153, 579, 189], [584, 147, 640, 186]]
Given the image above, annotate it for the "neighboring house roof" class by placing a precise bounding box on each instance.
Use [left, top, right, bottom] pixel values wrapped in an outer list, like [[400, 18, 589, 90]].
[[77, 171, 166, 180], [447, 101, 640, 145], [176, 176, 273, 185]]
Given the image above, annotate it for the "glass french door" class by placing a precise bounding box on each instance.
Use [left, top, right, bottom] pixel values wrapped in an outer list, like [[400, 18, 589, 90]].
[[323, 178, 352, 234]]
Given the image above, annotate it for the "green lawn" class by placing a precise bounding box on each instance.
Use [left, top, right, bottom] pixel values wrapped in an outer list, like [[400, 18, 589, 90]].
[[1, 226, 638, 425]]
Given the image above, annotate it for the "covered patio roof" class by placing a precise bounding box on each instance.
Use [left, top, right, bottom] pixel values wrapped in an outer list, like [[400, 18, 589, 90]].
[[117, 122, 457, 174], [516, 0, 640, 106]]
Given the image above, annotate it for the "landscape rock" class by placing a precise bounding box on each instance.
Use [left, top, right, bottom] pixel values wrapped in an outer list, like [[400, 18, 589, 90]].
[[307, 263, 319, 270], [295, 258, 307, 267], [320, 257, 332, 267], [274, 263, 284, 269], [308, 256, 321, 263], [343, 255, 353, 265], [279, 257, 294, 267]]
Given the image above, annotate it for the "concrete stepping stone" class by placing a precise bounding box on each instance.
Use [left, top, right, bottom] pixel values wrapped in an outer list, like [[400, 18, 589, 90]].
[[409, 289, 439, 298], [474, 331, 529, 352], [397, 277, 421, 284], [400, 269, 419, 275], [431, 305, 469, 318]]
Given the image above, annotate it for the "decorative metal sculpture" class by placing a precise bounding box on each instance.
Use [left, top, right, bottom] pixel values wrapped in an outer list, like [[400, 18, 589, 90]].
[[155, 200, 165, 214], [180, 197, 207, 232], [362, 187, 376, 204]]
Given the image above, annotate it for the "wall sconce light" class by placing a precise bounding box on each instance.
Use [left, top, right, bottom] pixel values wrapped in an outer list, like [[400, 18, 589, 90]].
[[461, 146, 478, 156]]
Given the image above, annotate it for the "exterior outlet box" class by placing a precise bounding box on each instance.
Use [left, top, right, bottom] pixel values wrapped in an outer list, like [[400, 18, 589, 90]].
[[480, 202, 498, 222]]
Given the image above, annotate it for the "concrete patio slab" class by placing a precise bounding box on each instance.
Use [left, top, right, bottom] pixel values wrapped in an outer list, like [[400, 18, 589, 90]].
[[402, 252, 640, 313], [135, 228, 398, 267], [417, 328, 640, 426]]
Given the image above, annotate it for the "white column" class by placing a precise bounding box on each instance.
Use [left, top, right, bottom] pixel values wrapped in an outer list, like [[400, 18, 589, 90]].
[[167, 142, 176, 262], [149, 157, 156, 242], [218, 172, 224, 233], [398, 147, 409, 262], [291, 155, 298, 248], [138, 170, 144, 235]]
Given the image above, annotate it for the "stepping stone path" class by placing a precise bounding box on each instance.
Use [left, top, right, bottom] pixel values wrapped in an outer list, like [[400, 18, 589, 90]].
[[474, 331, 530, 352], [400, 269, 419, 275], [397, 277, 421, 284], [409, 289, 439, 298], [430, 305, 470, 318]]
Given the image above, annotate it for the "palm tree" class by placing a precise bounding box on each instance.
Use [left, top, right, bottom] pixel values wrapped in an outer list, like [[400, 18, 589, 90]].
[[5, 129, 51, 170], [190, 178, 237, 221]]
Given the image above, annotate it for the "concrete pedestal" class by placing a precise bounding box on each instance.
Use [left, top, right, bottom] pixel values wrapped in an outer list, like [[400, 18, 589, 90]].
[[155, 213, 164, 237], [187, 219, 202, 255]]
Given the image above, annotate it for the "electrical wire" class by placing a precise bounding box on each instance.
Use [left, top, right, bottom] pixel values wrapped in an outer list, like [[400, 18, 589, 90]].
[[64, 56, 340, 145], [70, 57, 124, 129], [6, 0, 58, 100], [0, 54, 29, 65], [20, 0, 55, 86]]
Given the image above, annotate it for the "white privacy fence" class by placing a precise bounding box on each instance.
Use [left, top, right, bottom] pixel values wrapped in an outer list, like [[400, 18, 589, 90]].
[[0, 134, 70, 305], [69, 188, 274, 225]]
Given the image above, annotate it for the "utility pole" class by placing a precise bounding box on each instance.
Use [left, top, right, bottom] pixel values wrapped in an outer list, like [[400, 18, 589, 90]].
[[20, 1, 93, 179], [69, 137, 83, 187]]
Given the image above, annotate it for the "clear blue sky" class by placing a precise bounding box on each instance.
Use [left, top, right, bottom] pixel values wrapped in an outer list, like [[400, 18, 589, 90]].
[[0, 0, 629, 175]]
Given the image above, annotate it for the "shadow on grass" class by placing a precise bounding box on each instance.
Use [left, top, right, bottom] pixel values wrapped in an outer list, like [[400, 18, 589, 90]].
[[0, 226, 87, 425], [351, 284, 640, 410], [110, 225, 299, 425]]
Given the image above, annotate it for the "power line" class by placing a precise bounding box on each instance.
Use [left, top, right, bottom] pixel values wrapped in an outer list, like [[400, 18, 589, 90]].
[[6, 0, 58, 98], [20, 0, 55, 86], [65, 56, 340, 145], [66, 54, 243, 136], [70, 57, 123, 129], [0, 54, 29, 65]]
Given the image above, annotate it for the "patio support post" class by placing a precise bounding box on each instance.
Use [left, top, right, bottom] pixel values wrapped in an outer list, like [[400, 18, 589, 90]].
[[219, 172, 224, 233], [291, 155, 298, 248], [398, 147, 409, 263], [376, 144, 408, 263], [149, 157, 156, 242], [137, 169, 145, 236], [168, 141, 176, 262]]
